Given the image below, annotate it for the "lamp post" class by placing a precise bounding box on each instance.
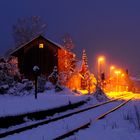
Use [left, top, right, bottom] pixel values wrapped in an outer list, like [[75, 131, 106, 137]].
[[97, 56, 105, 85], [121, 73, 125, 92], [110, 66, 115, 78], [115, 70, 121, 92], [33, 66, 40, 99], [109, 66, 115, 92]]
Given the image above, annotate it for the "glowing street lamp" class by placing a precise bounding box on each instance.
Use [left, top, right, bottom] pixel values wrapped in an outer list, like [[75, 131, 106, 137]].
[[109, 65, 115, 92], [97, 56, 105, 83], [115, 70, 121, 75], [115, 70, 121, 81], [110, 66, 115, 70], [110, 65, 115, 78], [98, 57, 104, 62], [115, 70, 121, 92]]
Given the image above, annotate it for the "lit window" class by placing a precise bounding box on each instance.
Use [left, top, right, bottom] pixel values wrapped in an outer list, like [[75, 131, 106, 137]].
[[39, 43, 44, 48]]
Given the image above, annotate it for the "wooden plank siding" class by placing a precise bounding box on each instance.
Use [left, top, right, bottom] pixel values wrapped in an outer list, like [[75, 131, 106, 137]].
[[11, 35, 60, 79]]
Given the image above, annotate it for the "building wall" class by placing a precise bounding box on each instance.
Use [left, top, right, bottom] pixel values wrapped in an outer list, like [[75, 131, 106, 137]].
[[12, 36, 59, 79]]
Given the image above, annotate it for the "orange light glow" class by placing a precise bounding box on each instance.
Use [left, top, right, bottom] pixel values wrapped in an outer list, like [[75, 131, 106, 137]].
[[105, 91, 136, 100], [98, 56, 105, 62], [79, 74, 84, 79], [115, 70, 121, 74], [110, 66, 115, 70], [78, 90, 89, 94]]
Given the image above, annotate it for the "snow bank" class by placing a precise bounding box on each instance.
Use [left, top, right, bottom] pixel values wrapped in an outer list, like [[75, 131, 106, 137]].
[[0, 90, 88, 117], [93, 86, 109, 102], [70, 100, 140, 140]]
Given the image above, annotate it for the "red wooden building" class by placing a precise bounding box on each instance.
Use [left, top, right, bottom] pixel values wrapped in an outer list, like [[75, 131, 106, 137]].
[[10, 35, 67, 79]]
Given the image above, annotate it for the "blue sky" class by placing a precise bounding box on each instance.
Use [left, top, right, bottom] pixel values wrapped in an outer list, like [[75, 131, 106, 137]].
[[0, 0, 140, 76]]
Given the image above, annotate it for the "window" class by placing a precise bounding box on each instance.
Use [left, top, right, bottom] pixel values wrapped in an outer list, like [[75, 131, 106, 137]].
[[39, 43, 44, 48]]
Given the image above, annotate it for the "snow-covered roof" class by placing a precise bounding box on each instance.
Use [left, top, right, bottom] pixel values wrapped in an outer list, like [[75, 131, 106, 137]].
[[10, 35, 63, 55], [46, 38, 63, 49]]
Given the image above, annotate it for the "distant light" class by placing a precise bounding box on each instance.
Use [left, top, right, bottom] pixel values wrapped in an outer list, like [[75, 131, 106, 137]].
[[110, 66, 115, 70], [118, 70, 121, 74], [115, 70, 121, 74]]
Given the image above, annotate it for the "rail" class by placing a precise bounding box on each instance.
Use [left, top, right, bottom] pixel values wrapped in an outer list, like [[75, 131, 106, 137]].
[[53, 97, 133, 140], [0, 98, 120, 138]]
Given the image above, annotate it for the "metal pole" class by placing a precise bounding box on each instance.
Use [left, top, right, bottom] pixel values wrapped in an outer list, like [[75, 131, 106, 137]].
[[116, 73, 118, 92], [33, 65, 40, 100], [97, 60, 100, 84], [35, 75, 38, 99]]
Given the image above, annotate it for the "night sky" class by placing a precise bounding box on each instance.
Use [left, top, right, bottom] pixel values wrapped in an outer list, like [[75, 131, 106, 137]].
[[0, 0, 140, 76]]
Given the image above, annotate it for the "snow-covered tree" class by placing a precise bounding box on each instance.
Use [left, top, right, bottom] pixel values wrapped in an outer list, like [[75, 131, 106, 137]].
[[62, 35, 75, 73], [59, 53, 76, 86], [94, 84, 108, 101], [7, 56, 20, 79], [48, 66, 63, 92], [80, 49, 90, 90], [48, 66, 58, 85], [59, 35, 76, 86], [89, 74, 97, 93], [7, 79, 34, 96], [0, 57, 21, 93], [0, 57, 20, 84], [82, 49, 88, 70]]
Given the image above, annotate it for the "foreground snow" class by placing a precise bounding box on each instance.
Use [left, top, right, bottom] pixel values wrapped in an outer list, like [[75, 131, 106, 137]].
[[1, 89, 140, 140], [68, 100, 140, 140], [0, 101, 122, 140], [0, 89, 88, 117]]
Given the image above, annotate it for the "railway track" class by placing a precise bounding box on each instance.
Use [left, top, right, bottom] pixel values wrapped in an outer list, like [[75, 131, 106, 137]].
[[0, 98, 121, 138], [54, 97, 134, 140], [0, 99, 89, 129]]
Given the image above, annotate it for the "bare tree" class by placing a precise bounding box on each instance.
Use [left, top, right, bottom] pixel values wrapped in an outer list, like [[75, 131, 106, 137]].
[[12, 16, 47, 47], [61, 34, 75, 51]]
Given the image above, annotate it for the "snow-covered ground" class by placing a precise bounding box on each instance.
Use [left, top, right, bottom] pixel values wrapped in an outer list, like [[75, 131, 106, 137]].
[[68, 100, 140, 140], [0, 100, 123, 140], [2, 99, 140, 140], [1, 88, 140, 140], [0, 89, 89, 117]]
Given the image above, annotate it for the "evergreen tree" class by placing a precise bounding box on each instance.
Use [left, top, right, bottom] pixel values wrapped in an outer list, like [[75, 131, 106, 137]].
[[48, 66, 58, 85], [62, 35, 75, 74], [0, 57, 21, 94], [48, 66, 63, 92], [80, 49, 90, 90], [82, 49, 88, 70], [0, 57, 20, 85], [59, 35, 76, 86]]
